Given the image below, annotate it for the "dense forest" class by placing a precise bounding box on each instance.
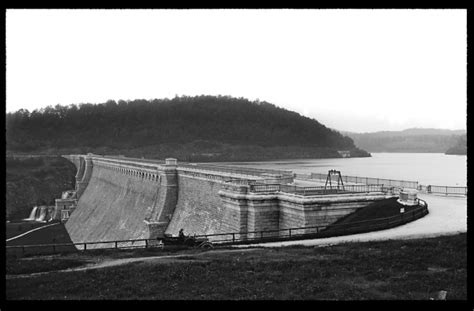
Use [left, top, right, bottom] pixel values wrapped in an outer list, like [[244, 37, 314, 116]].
[[6, 95, 369, 161], [445, 134, 467, 155], [343, 128, 466, 153]]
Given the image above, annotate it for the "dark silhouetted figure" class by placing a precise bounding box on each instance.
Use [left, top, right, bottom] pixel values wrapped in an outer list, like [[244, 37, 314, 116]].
[[178, 228, 185, 242]]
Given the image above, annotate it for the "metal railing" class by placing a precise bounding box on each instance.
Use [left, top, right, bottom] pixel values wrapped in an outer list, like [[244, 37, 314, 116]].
[[248, 183, 393, 195], [179, 163, 293, 178], [305, 172, 467, 196], [418, 185, 467, 196], [308, 172, 419, 189], [6, 238, 163, 257], [6, 200, 428, 257]]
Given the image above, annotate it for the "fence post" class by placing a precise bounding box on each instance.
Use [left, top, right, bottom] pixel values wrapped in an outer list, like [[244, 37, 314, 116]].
[[115, 241, 118, 249], [446, 186, 448, 196], [232, 233, 235, 243], [84, 243, 87, 251], [145, 240, 148, 248], [260, 231, 264, 239], [289, 229, 292, 238]]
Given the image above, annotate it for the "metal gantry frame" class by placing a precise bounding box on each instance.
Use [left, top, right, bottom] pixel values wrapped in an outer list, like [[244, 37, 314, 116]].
[[324, 169, 345, 191]]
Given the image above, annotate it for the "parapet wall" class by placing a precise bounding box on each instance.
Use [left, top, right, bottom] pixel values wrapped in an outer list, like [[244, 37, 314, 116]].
[[62, 154, 397, 243]]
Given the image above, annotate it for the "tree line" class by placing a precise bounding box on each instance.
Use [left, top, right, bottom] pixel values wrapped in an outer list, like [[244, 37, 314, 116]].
[[6, 95, 367, 160]]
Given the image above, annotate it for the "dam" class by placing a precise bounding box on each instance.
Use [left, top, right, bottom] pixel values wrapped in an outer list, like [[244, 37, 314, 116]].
[[59, 154, 398, 245]]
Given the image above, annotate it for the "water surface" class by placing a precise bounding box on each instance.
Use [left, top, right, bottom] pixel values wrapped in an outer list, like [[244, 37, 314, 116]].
[[217, 153, 467, 186]]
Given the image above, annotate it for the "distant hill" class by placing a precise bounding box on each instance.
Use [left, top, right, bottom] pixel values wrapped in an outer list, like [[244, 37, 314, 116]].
[[6, 95, 370, 161], [445, 134, 467, 155], [382, 128, 465, 136], [342, 128, 466, 153]]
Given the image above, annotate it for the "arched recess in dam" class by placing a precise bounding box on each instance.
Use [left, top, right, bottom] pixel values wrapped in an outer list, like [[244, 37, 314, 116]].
[[62, 154, 399, 244]]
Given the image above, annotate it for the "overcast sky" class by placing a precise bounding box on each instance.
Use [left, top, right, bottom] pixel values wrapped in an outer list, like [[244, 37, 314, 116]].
[[6, 9, 467, 133]]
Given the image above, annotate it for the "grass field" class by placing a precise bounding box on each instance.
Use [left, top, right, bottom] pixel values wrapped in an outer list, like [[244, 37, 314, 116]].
[[6, 233, 467, 300]]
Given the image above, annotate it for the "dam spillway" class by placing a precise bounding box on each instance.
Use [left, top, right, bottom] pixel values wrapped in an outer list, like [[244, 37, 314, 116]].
[[62, 154, 397, 244]]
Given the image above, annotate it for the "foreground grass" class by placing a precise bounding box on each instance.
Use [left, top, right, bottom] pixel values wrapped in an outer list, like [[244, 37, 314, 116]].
[[6, 233, 466, 300], [6, 246, 205, 275], [6, 257, 88, 275]]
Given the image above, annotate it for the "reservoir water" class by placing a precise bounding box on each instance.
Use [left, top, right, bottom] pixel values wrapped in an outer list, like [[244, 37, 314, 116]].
[[218, 153, 467, 187]]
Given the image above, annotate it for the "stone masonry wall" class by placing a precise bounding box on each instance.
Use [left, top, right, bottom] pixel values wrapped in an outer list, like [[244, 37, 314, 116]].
[[65, 163, 162, 244], [246, 198, 280, 238], [165, 174, 241, 237], [278, 193, 395, 234]]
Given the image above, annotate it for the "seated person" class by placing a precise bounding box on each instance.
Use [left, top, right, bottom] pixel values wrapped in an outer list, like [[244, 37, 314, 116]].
[[178, 228, 185, 242]]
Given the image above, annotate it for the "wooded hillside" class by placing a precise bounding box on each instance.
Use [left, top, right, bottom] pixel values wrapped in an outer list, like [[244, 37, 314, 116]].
[[445, 134, 467, 155], [6, 95, 370, 161]]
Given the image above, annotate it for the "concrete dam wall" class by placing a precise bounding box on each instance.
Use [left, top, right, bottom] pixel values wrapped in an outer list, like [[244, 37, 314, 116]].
[[62, 154, 397, 244], [166, 174, 236, 236], [65, 163, 160, 242]]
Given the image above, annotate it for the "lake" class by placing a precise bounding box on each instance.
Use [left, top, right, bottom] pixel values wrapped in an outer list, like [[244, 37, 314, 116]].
[[217, 153, 467, 187]]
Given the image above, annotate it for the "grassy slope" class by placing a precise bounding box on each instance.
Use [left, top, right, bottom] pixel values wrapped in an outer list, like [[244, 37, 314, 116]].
[[330, 197, 419, 225], [6, 233, 467, 300], [6, 222, 74, 246], [6, 222, 52, 239], [321, 198, 425, 236]]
